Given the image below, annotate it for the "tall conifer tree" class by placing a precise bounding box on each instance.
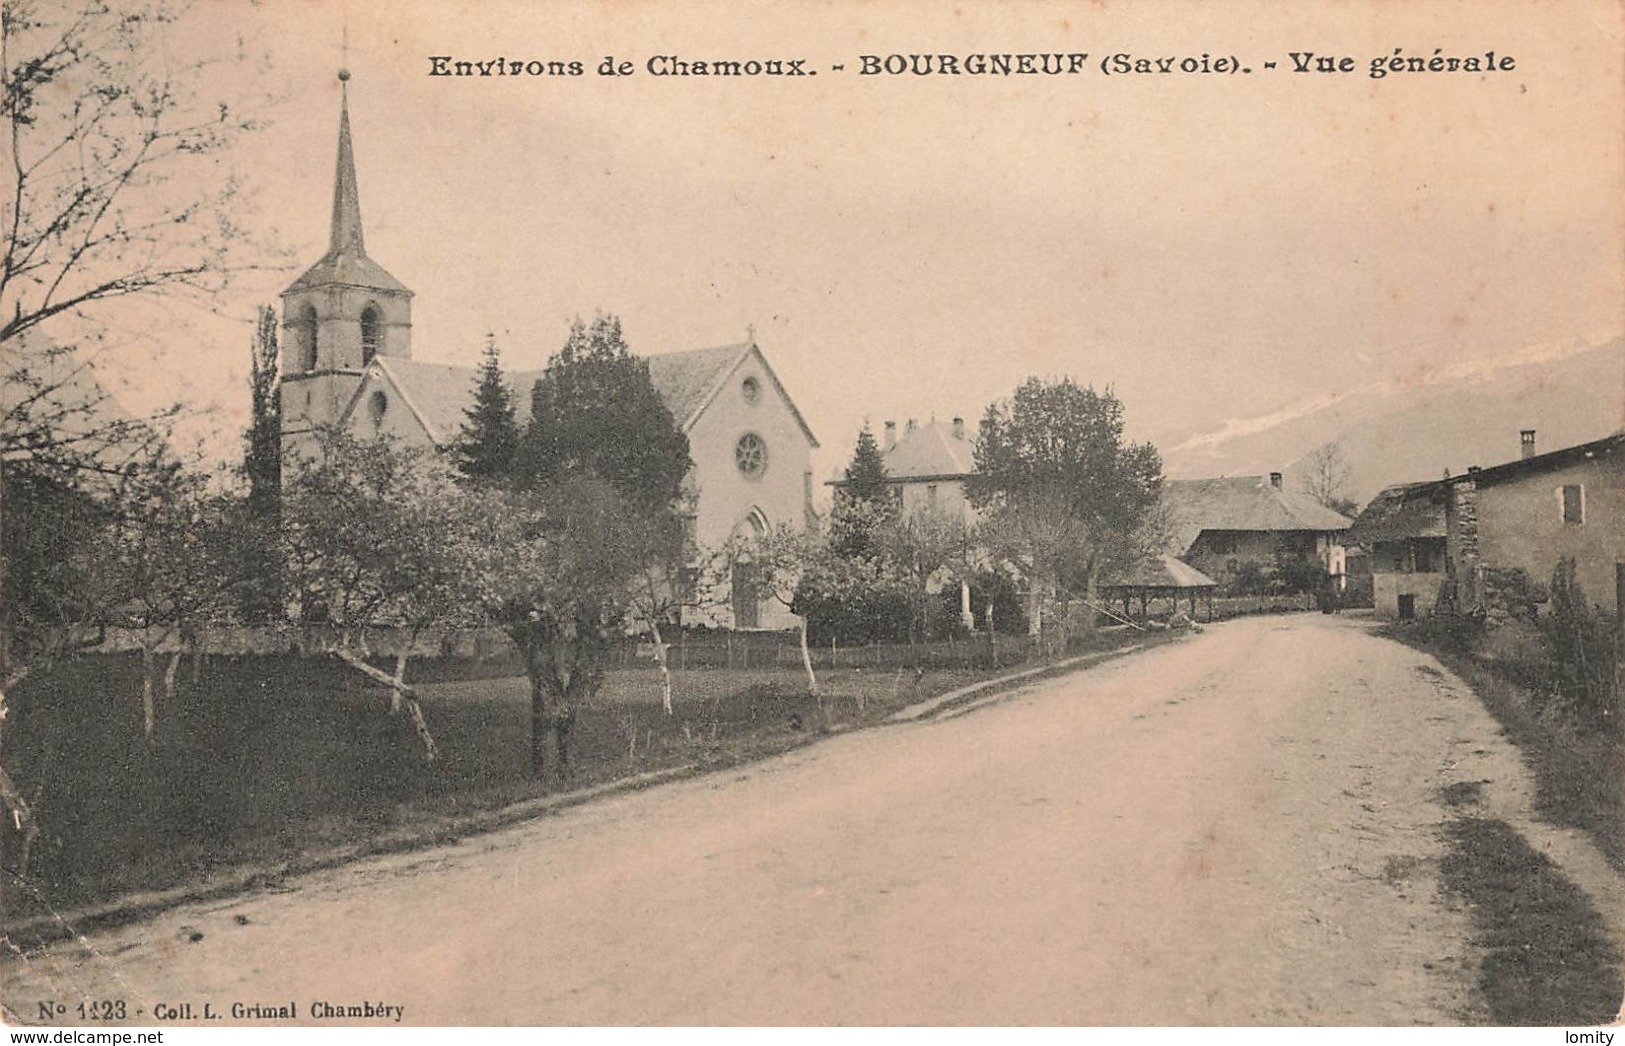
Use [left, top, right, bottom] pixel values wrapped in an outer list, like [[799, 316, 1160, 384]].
[[455, 335, 520, 483]]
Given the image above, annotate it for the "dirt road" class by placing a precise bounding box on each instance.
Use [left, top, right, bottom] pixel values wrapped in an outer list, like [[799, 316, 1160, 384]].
[[5, 615, 1612, 1025]]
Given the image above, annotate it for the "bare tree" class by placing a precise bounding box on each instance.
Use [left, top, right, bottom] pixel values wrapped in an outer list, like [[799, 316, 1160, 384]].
[[722, 522, 899, 719], [77, 448, 245, 744], [280, 429, 489, 762], [1299, 441, 1357, 516], [1, 0, 269, 346], [2, 0, 272, 854]]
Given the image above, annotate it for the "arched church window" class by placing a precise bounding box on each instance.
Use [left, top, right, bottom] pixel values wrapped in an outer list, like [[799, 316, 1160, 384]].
[[360, 305, 382, 365], [369, 390, 388, 426], [298, 305, 318, 371]]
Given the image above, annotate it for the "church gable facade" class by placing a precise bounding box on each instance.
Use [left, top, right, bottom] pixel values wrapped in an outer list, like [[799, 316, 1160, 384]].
[[279, 75, 817, 631]]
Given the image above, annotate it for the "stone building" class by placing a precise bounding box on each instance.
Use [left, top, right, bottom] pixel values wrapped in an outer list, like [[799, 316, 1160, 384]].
[[1351, 430, 1624, 619]]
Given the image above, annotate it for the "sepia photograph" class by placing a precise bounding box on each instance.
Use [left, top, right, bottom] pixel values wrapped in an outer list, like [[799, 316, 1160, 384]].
[[1, 0, 1622, 1031]]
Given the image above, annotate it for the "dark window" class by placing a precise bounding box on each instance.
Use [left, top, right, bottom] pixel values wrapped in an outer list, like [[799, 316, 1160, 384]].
[[360, 305, 382, 365], [1411, 538, 1444, 574], [368, 390, 388, 426], [1561, 484, 1584, 525]]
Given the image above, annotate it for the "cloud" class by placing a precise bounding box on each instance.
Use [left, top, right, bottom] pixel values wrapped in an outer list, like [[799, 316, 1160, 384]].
[[1168, 334, 1618, 455]]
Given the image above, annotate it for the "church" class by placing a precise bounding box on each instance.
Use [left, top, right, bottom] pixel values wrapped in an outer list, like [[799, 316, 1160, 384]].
[[277, 72, 819, 629]]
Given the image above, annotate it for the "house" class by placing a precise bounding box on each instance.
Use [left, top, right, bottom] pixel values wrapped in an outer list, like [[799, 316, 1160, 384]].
[[825, 416, 980, 627], [1162, 474, 1352, 589], [1344, 481, 1450, 619], [827, 416, 978, 523], [278, 73, 818, 629], [1352, 430, 1624, 619]]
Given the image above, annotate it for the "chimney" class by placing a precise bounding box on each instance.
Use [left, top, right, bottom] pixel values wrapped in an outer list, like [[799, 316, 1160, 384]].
[[952, 416, 965, 440], [1269, 472, 1283, 489], [1468, 465, 1481, 474], [1520, 429, 1536, 460], [883, 420, 896, 451], [906, 418, 918, 435]]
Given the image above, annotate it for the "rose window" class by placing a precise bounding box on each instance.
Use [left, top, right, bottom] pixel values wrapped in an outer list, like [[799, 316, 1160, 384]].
[[735, 433, 767, 478]]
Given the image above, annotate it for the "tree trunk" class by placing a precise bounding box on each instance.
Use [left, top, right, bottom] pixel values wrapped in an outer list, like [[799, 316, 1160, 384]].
[[390, 650, 408, 714], [648, 618, 674, 717], [798, 615, 821, 701], [139, 643, 159, 744], [528, 671, 550, 779], [1082, 565, 1101, 635], [0, 762, 37, 877], [553, 706, 575, 777], [161, 648, 183, 706], [0, 670, 35, 874], [330, 648, 439, 762], [187, 626, 204, 684]]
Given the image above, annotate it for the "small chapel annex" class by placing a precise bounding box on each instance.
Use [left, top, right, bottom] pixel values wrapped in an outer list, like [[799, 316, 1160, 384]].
[[277, 72, 819, 630]]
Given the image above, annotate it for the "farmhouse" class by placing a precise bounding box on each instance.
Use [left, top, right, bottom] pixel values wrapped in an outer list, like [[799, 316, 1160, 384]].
[[1352, 430, 1624, 619], [277, 74, 818, 629], [1161, 474, 1352, 589]]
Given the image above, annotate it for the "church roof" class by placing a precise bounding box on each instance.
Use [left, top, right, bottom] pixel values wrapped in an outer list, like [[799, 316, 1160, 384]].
[[646, 339, 819, 447], [1163, 476, 1352, 554], [362, 358, 486, 443], [350, 338, 818, 448], [284, 82, 411, 297], [646, 342, 752, 429]]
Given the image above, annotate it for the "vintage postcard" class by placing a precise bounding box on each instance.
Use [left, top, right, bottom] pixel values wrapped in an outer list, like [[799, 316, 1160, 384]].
[[1, 0, 1621, 1032]]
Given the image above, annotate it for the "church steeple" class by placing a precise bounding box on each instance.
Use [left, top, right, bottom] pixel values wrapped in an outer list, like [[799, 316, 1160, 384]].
[[328, 72, 366, 257], [279, 66, 415, 457]]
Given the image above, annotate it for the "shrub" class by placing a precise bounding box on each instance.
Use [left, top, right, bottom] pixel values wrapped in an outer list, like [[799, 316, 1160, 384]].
[[1542, 559, 1619, 735]]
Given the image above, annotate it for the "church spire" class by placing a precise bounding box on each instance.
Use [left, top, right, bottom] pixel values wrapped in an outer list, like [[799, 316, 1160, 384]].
[[329, 69, 365, 257]]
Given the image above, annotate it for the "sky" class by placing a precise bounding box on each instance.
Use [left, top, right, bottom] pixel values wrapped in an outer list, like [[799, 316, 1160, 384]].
[[46, 0, 1625, 485]]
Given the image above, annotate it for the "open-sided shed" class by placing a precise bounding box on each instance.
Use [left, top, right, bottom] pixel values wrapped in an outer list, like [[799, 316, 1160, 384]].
[[1102, 554, 1218, 622]]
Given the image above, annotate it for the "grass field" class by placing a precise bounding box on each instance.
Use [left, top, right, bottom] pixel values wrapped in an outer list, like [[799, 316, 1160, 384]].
[[1, 630, 1150, 929]]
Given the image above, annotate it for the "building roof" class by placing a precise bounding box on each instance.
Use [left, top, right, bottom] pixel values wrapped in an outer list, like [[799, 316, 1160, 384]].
[[826, 418, 976, 487], [345, 338, 818, 448], [882, 420, 976, 481], [284, 82, 411, 297], [1346, 430, 1623, 544], [1164, 476, 1353, 554], [1103, 553, 1217, 590], [361, 358, 485, 444], [1347, 481, 1449, 543], [645, 343, 749, 430], [1465, 430, 1624, 488]]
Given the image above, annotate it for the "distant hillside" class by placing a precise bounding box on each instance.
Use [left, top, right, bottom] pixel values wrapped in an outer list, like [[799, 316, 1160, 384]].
[[1160, 339, 1624, 508]]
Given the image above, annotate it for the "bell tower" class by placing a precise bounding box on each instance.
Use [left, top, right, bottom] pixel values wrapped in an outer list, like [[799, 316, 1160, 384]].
[[280, 68, 413, 458]]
